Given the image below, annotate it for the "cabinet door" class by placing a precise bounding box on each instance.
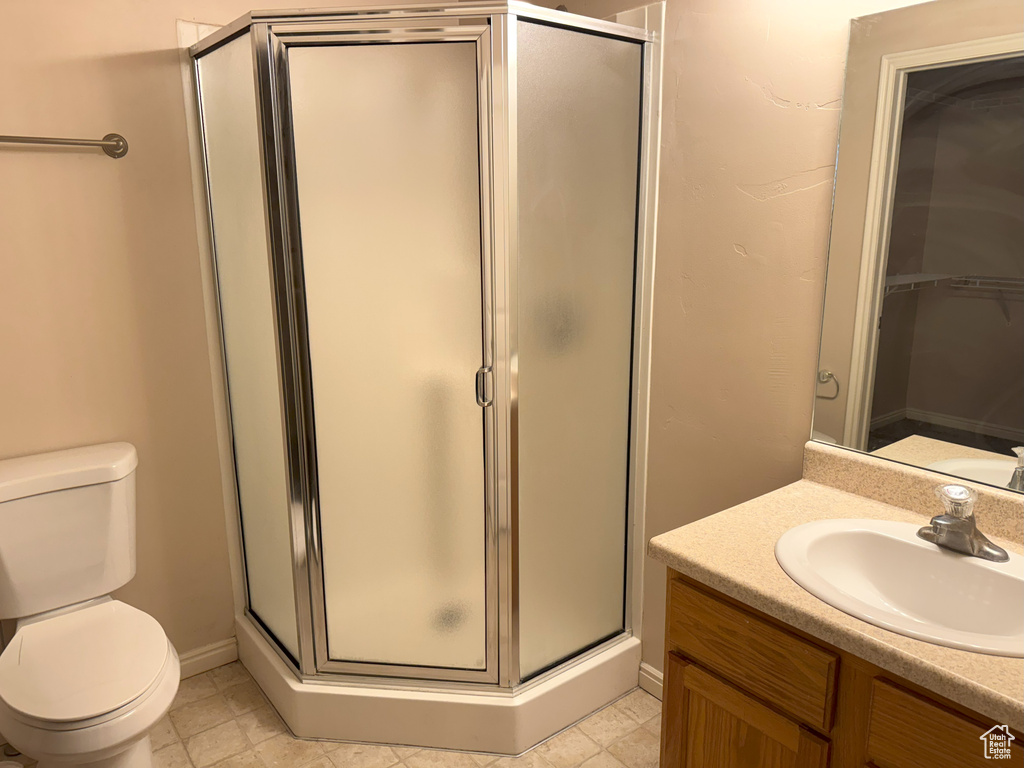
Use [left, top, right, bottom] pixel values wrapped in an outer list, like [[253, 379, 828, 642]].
[[662, 652, 830, 768], [867, 679, 1023, 768]]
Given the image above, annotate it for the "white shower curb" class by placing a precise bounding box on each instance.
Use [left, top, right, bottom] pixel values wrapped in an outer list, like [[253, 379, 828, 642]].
[[237, 616, 641, 755]]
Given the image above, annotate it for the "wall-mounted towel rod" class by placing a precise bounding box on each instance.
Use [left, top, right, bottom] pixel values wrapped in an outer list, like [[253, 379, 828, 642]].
[[0, 132, 128, 158]]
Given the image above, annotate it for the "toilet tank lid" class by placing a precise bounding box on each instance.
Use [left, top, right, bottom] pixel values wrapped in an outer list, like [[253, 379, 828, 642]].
[[0, 443, 138, 504]]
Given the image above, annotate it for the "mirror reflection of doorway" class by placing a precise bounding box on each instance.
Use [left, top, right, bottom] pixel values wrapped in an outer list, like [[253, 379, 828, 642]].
[[869, 56, 1024, 454]]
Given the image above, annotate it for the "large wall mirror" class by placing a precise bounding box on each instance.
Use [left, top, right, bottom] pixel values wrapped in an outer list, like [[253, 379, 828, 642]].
[[814, 0, 1023, 492]]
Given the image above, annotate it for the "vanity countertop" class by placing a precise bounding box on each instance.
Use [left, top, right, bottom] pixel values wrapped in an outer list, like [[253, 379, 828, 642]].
[[648, 478, 1024, 731]]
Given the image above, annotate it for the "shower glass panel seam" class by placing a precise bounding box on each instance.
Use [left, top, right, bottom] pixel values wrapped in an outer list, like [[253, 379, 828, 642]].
[[476, 18, 504, 690], [259, 22, 322, 680], [267, 20, 500, 684], [489, 11, 513, 687], [623, 38, 651, 647], [252, 21, 320, 676], [626, 37, 656, 641], [500, 12, 521, 689]]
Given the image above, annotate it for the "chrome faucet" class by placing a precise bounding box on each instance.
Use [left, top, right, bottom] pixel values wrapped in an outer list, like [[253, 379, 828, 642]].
[[917, 484, 1009, 562], [1008, 447, 1024, 492]]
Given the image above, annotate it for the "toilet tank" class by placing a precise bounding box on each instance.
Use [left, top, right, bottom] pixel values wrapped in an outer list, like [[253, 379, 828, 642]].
[[0, 443, 138, 619]]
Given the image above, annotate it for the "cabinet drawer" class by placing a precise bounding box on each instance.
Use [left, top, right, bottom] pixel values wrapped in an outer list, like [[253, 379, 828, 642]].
[[867, 679, 1023, 768], [667, 578, 837, 731]]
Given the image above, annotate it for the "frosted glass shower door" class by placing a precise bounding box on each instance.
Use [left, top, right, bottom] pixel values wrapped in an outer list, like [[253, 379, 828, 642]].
[[197, 34, 300, 660], [286, 41, 490, 671], [516, 21, 643, 679]]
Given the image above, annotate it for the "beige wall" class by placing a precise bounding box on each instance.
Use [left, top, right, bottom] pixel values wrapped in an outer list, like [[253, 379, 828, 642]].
[[573, 0, 937, 676], [0, 0, 570, 664], [0, 0, 343, 657]]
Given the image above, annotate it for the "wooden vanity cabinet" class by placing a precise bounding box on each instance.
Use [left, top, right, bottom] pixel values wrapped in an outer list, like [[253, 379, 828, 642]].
[[660, 572, 1023, 768], [663, 653, 829, 768]]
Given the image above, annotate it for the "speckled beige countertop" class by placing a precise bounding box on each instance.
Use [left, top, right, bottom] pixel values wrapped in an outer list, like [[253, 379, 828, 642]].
[[649, 473, 1024, 730]]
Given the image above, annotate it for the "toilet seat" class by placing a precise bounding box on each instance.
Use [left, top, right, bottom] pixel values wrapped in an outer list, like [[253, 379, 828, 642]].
[[0, 600, 170, 728]]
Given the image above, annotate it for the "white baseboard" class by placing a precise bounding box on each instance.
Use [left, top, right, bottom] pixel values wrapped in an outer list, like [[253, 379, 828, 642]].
[[179, 637, 238, 679], [903, 408, 1024, 443], [869, 409, 905, 429], [871, 407, 1024, 443], [638, 662, 663, 700]]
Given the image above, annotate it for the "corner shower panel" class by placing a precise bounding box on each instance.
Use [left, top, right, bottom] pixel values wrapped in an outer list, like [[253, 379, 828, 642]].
[[193, 3, 653, 691], [195, 33, 300, 660], [515, 20, 642, 679]]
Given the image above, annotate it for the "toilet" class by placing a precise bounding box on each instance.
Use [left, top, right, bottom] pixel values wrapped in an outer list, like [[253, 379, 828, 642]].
[[0, 443, 179, 768]]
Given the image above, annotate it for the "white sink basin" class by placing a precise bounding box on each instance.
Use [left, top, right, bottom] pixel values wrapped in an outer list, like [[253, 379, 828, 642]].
[[775, 519, 1024, 657], [927, 458, 1015, 487]]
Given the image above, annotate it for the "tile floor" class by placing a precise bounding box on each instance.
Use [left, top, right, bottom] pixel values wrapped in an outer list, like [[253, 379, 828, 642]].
[[4, 663, 659, 768], [142, 663, 655, 768], [3, 661, 662, 768], [151, 662, 662, 768]]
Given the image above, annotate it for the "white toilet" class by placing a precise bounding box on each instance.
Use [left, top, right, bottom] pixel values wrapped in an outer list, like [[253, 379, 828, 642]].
[[0, 443, 179, 768]]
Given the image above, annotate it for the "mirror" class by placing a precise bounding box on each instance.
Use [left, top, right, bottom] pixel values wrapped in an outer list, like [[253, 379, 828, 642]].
[[814, 0, 1023, 492]]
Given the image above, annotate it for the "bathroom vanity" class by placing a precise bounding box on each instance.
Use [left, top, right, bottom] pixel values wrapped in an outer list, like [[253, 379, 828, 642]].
[[650, 442, 1023, 768]]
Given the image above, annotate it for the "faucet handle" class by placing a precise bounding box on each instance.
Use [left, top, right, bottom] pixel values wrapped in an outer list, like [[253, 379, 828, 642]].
[[934, 484, 977, 519], [1010, 449, 1024, 492]]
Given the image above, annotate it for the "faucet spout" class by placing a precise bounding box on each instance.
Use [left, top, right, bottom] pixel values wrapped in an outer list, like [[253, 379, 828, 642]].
[[917, 484, 1009, 563]]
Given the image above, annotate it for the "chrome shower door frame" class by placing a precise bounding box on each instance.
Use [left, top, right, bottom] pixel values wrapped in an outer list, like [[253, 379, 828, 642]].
[[192, 3, 657, 692], [500, 11, 656, 688], [190, 26, 312, 673], [255, 17, 503, 685]]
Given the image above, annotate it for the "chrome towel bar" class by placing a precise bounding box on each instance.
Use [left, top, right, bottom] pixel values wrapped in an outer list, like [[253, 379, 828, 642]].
[[0, 132, 128, 158]]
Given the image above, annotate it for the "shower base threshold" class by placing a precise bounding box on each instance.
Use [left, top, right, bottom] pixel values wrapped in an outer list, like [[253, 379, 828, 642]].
[[236, 617, 641, 755]]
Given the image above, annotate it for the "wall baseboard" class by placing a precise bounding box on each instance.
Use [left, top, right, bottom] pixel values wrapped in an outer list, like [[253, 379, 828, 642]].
[[638, 661, 663, 700], [870, 407, 1024, 443], [179, 637, 238, 680], [903, 408, 1024, 444], [869, 409, 905, 429]]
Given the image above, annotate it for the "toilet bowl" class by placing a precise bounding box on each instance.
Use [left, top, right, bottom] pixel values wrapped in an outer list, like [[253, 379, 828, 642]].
[[0, 444, 179, 767], [0, 599, 180, 768]]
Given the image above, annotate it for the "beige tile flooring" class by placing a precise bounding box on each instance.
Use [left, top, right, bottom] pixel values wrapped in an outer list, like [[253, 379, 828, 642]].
[[2, 661, 661, 768], [144, 662, 662, 768]]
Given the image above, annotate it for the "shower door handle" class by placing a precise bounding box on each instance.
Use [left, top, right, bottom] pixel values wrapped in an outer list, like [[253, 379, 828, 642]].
[[475, 366, 493, 407]]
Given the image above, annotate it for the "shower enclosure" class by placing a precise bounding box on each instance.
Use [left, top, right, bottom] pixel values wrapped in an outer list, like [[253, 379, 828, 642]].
[[190, 1, 656, 752]]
